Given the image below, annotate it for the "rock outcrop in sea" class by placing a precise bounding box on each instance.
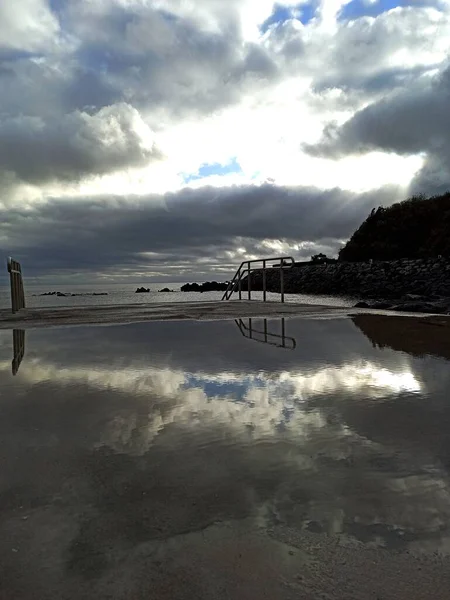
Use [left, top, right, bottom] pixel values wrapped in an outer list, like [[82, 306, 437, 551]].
[[181, 281, 228, 292]]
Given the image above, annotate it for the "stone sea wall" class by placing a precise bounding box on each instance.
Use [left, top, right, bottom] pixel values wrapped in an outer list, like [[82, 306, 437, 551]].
[[243, 258, 450, 299]]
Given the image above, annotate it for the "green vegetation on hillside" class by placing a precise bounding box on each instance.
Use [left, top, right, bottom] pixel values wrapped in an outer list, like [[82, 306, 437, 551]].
[[339, 192, 450, 262]]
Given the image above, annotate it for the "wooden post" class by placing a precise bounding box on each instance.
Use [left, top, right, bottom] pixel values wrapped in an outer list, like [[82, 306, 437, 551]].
[[262, 260, 267, 302], [7, 258, 26, 314], [280, 265, 285, 303]]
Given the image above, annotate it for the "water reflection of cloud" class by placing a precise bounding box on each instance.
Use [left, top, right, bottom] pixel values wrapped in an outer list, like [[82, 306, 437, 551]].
[[1, 319, 450, 567], [0, 356, 422, 451]]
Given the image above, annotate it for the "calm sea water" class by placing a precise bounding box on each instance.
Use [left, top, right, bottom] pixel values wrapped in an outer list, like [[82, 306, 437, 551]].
[[1, 317, 450, 598], [0, 282, 355, 310]]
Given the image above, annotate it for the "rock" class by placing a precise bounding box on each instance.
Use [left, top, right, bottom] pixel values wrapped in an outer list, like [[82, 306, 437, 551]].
[[371, 301, 393, 309], [135, 287, 150, 293], [402, 293, 425, 302], [37, 291, 108, 297], [240, 257, 450, 300], [354, 301, 370, 308], [158, 288, 174, 293], [391, 302, 444, 314], [181, 281, 228, 292]]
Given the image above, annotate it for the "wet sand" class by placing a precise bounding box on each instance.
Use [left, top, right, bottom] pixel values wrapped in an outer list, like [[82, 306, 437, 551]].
[[2, 299, 450, 329], [0, 300, 347, 329], [353, 313, 450, 361], [3, 516, 450, 599]]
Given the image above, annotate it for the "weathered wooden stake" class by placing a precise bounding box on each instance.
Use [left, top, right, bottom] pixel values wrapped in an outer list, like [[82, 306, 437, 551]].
[[7, 258, 26, 314]]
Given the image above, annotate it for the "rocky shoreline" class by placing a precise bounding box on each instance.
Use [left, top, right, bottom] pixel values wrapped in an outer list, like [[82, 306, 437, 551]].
[[242, 257, 450, 314], [33, 291, 108, 297], [181, 281, 228, 292]]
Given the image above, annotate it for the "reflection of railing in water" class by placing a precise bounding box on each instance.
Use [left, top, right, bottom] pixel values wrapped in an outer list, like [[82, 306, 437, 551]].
[[12, 329, 25, 376], [235, 318, 296, 349]]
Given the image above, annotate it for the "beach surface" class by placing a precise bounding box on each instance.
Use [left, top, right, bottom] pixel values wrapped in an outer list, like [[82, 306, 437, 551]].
[[0, 300, 350, 329], [2, 313, 450, 599], [2, 299, 450, 329]]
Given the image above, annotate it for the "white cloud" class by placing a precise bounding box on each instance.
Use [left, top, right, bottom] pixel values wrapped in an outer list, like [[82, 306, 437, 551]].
[[0, 0, 60, 53]]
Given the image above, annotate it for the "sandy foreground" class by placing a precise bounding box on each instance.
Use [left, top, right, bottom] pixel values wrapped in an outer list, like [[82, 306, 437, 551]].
[[0, 300, 350, 329], [2, 299, 449, 329], [4, 517, 450, 600]]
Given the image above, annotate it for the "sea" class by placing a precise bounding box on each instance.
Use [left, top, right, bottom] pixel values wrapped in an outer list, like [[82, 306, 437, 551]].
[[0, 282, 355, 310]]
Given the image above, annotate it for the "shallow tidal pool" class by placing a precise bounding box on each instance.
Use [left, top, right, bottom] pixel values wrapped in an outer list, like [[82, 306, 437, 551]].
[[1, 316, 450, 599]]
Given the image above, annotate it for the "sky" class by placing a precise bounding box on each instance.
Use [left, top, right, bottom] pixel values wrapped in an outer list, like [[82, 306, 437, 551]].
[[1, 0, 449, 284]]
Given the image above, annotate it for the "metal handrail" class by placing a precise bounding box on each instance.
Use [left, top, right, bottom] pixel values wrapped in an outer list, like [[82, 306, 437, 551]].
[[235, 318, 296, 349], [222, 256, 294, 302]]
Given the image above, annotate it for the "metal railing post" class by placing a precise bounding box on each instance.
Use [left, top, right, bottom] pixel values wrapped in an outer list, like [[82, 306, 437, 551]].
[[222, 256, 294, 302], [262, 260, 267, 302]]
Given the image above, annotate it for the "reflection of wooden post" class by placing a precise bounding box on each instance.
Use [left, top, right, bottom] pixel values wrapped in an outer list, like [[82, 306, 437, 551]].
[[7, 258, 26, 314], [12, 329, 26, 375]]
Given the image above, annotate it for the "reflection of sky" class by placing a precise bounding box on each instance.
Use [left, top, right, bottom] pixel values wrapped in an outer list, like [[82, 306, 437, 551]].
[[1, 317, 450, 566], [183, 373, 266, 403]]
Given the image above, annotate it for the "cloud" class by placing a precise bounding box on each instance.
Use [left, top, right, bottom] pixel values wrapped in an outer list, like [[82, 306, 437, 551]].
[[0, 0, 60, 54], [54, 0, 280, 121], [1, 0, 450, 279], [307, 62, 450, 195], [0, 103, 160, 185], [0, 183, 401, 282]]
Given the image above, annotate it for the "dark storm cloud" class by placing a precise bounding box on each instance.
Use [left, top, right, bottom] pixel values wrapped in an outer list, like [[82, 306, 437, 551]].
[[0, 183, 401, 280], [0, 1, 279, 130], [0, 103, 160, 184], [54, 0, 279, 120], [307, 62, 450, 195]]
